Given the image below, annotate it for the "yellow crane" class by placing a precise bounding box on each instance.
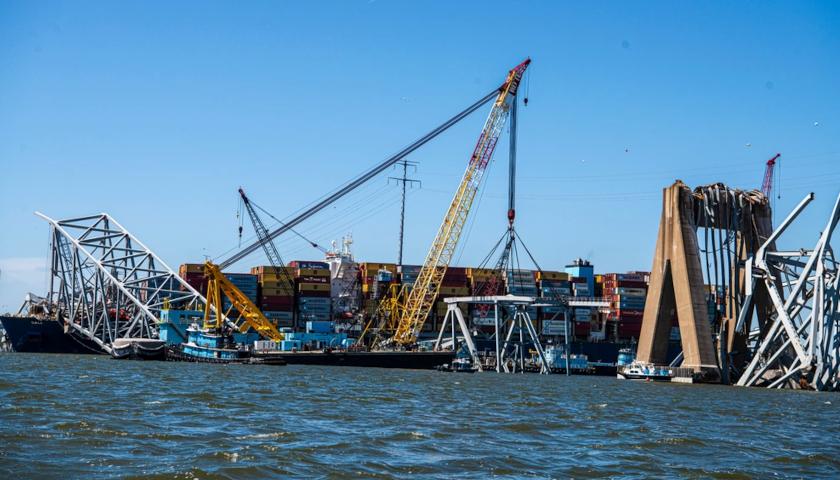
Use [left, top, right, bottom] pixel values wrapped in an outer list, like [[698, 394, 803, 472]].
[[202, 261, 285, 342], [386, 59, 531, 346]]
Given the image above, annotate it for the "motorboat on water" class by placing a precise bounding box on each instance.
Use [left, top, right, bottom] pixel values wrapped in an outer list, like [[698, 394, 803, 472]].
[[617, 362, 672, 381]]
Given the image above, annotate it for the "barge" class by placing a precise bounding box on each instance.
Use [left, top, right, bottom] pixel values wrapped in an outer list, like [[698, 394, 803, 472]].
[[253, 349, 455, 370]]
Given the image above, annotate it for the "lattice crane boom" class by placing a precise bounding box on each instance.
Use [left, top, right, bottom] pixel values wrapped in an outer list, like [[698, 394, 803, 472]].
[[238, 188, 296, 292], [390, 59, 531, 345], [761, 153, 780, 197]]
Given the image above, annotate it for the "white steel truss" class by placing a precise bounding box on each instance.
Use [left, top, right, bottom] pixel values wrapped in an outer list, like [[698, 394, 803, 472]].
[[36, 213, 206, 355], [735, 193, 840, 391], [435, 295, 552, 374]]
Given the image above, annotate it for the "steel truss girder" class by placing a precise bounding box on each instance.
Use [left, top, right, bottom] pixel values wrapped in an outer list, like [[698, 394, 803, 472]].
[[736, 193, 840, 391], [36, 212, 206, 354]]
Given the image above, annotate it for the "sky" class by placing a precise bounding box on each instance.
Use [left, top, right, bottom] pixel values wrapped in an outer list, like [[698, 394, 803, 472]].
[[1, 1, 839, 312]]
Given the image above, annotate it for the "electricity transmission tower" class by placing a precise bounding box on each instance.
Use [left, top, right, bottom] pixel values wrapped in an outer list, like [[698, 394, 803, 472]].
[[389, 160, 420, 267]]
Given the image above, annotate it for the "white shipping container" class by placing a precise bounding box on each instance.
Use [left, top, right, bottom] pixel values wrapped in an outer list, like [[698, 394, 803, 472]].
[[472, 316, 497, 326], [253, 340, 278, 351]]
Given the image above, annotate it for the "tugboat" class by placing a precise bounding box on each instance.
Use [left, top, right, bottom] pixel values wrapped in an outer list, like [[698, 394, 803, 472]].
[[167, 324, 285, 365], [167, 324, 248, 362], [617, 362, 672, 381]]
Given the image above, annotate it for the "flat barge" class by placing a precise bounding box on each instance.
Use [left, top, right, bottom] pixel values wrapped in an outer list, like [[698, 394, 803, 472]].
[[254, 350, 456, 370]]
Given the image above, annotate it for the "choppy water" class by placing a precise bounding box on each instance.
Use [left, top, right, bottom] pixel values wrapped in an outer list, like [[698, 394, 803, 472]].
[[0, 353, 838, 479]]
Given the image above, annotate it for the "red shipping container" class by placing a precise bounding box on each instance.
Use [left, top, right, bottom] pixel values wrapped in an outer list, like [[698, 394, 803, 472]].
[[298, 290, 330, 298], [259, 295, 294, 308], [575, 322, 591, 336], [618, 324, 642, 338], [617, 318, 644, 326], [181, 272, 206, 282]]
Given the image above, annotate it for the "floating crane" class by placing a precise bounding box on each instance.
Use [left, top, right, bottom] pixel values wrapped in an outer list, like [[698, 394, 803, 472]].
[[761, 153, 780, 197], [386, 59, 531, 346]]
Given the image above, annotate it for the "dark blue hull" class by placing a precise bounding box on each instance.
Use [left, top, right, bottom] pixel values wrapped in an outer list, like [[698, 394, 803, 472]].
[[0, 316, 103, 354]]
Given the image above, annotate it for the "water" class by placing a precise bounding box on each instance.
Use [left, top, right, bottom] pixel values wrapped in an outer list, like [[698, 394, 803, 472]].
[[1, 353, 838, 479]]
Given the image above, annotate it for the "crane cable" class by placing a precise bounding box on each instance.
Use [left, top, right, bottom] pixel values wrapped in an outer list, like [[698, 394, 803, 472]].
[[235, 193, 328, 254], [250, 198, 329, 254]]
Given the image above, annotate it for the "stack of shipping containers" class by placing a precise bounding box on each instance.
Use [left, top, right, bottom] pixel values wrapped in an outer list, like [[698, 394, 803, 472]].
[[570, 277, 592, 337], [251, 266, 295, 328], [536, 270, 570, 336], [434, 267, 470, 334], [467, 267, 502, 330], [221, 273, 259, 318], [506, 269, 538, 324], [603, 272, 650, 340], [179, 263, 208, 294], [397, 265, 420, 289], [289, 261, 332, 330], [358, 262, 397, 322]]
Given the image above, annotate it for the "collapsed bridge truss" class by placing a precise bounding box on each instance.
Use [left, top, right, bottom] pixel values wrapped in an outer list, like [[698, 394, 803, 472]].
[[736, 193, 840, 390], [37, 213, 206, 355]]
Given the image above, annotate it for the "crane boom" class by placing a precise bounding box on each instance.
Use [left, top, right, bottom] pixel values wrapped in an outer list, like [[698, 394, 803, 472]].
[[761, 153, 780, 197], [202, 261, 285, 341], [390, 59, 531, 345], [238, 188, 296, 294]]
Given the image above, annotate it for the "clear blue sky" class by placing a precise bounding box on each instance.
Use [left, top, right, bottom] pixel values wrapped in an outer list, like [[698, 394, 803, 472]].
[[1, 1, 839, 311]]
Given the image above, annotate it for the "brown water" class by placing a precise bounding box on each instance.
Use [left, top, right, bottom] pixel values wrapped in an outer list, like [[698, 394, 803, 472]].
[[0, 353, 838, 478]]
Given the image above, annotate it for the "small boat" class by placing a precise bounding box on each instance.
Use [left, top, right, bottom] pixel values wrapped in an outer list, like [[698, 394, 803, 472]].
[[435, 346, 478, 373], [451, 356, 477, 373], [617, 363, 672, 381]]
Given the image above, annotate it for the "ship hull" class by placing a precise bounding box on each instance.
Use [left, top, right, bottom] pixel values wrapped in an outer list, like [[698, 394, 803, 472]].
[[0, 316, 103, 354]]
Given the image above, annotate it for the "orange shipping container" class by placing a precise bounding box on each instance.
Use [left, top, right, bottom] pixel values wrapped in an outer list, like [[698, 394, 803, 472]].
[[299, 282, 330, 292]]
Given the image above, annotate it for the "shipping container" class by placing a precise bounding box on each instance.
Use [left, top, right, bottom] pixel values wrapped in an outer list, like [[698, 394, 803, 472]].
[[251, 265, 296, 275], [179, 263, 204, 275], [359, 262, 398, 274], [299, 282, 330, 293], [288, 260, 330, 270], [535, 271, 570, 281], [438, 286, 470, 296]]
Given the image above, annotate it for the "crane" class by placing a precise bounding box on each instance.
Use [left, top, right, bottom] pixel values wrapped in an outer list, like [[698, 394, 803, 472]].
[[238, 187, 298, 292], [199, 188, 308, 343], [761, 153, 781, 197], [202, 261, 285, 341], [386, 59, 531, 346]]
